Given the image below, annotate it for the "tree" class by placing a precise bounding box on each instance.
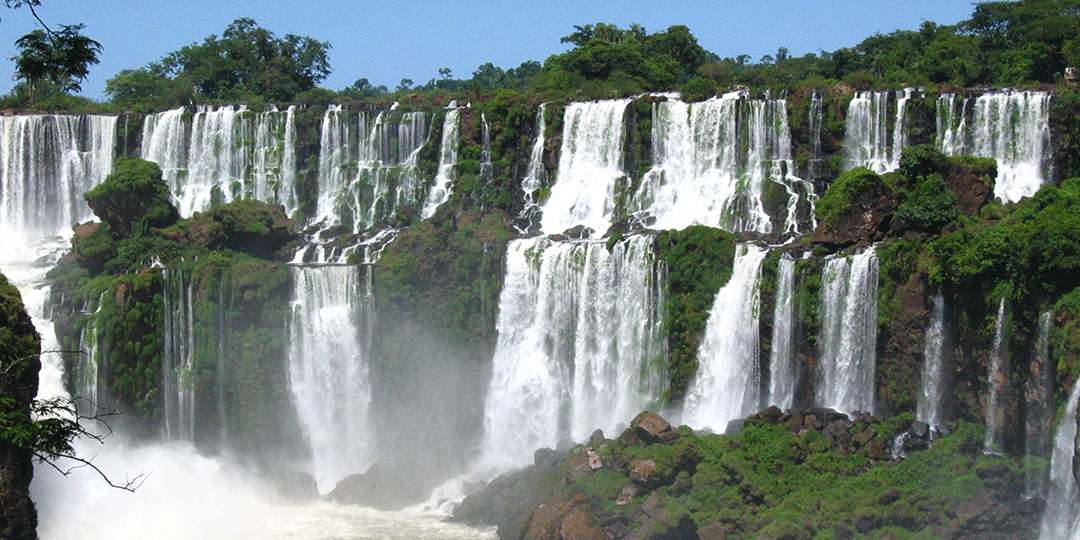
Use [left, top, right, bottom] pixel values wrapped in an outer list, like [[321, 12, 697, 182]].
[[108, 18, 331, 104], [10, 23, 101, 101]]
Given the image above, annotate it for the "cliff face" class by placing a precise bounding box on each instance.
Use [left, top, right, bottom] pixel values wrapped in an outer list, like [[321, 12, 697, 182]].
[[0, 272, 41, 540]]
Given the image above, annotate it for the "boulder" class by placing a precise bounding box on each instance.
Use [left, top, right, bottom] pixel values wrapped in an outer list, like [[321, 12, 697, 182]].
[[628, 458, 657, 486], [631, 411, 673, 444]]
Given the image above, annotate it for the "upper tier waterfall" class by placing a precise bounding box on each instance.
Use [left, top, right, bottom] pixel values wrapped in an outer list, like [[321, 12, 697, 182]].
[[312, 105, 431, 233], [817, 247, 879, 415], [142, 105, 298, 218], [629, 92, 814, 235], [478, 235, 665, 472], [540, 99, 632, 236], [936, 91, 1051, 202], [842, 88, 915, 174], [682, 243, 769, 431], [0, 114, 116, 250]]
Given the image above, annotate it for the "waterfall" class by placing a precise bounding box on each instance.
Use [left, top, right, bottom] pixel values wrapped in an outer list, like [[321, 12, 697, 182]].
[[768, 252, 798, 411], [479, 112, 493, 182], [540, 99, 631, 236], [817, 247, 878, 415], [935, 91, 1051, 202], [629, 93, 813, 235], [0, 114, 117, 250], [421, 102, 463, 219], [479, 235, 665, 472], [984, 298, 1009, 454], [162, 268, 196, 442], [807, 89, 829, 185], [683, 244, 769, 431], [141, 106, 298, 217], [842, 89, 913, 174], [288, 265, 374, 491], [75, 294, 107, 407], [1038, 375, 1080, 540], [917, 289, 952, 430], [1028, 310, 1054, 499], [517, 104, 548, 230], [312, 105, 430, 234]]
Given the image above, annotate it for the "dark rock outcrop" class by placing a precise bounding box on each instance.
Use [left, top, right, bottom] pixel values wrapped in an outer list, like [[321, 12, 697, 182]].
[[0, 272, 41, 540]]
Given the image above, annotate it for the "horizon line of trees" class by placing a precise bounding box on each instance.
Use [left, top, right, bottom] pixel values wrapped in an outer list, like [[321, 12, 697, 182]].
[[4, 0, 1080, 112]]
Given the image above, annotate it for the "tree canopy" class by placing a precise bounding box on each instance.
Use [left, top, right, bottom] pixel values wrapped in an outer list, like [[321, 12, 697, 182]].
[[105, 18, 331, 107]]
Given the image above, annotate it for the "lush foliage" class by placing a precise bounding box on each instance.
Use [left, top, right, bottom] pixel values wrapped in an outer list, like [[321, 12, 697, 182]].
[[656, 226, 737, 402], [105, 18, 330, 107], [893, 145, 959, 233], [815, 167, 890, 227], [11, 24, 101, 101], [83, 158, 179, 238]]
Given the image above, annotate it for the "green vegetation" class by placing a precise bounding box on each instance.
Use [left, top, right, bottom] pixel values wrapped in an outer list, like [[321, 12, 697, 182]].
[[655, 226, 737, 401], [84, 158, 179, 238], [104, 18, 331, 108], [814, 167, 889, 227]]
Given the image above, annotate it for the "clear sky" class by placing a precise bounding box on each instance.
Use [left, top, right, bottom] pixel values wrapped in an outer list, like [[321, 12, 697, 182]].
[[0, 0, 978, 101]]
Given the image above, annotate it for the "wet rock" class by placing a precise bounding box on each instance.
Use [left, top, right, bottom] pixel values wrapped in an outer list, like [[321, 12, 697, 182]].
[[534, 447, 562, 469], [525, 494, 584, 540], [628, 458, 657, 486], [566, 449, 599, 484], [853, 427, 877, 447], [588, 429, 605, 448], [630, 411, 673, 445], [559, 509, 608, 540], [327, 461, 430, 510], [746, 405, 784, 426], [615, 484, 639, 506], [867, 441, 888, 461], [697, 522, 728, 540]]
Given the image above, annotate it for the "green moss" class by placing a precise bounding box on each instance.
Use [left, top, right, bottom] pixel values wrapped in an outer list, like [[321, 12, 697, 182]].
[[656, 226, 737, 402], [815, 167, 887, 227]]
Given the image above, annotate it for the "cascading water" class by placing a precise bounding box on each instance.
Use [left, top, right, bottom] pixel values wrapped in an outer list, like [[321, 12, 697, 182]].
[[1028, 310, 1054, 499], [683, 244, 769, 431], [768, 252, 797, 411], [936, 91, 1051, 202], [162, 268, 196, 442], [479, 235, 665, 472], [629, 93, 813, 235], [917, 288, 951, 431], [479, 112, 493, 182], [0, 114, 117, 249], [816, 247, 878, 415], [1038, 374, 1080, 540], [984, 298, 1008, 454], [517, 104, 548, 231], [842, 89, 914, 174], [540, 99, 631, 236], [421, 102, 463, 219], [288, 265, 374, 491], [141, 105, 298, 217], [807, 89, 829, 185], [308, 104, 428, 251]]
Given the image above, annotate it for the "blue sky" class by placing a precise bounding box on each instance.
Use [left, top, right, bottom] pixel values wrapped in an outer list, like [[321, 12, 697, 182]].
[[0, 0, 978, 101]]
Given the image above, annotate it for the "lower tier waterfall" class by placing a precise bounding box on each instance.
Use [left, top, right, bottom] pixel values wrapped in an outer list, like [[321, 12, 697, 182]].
[[768, 252, 798, 411], [288, 265, 374, 491], [984, 298, 1009, 454], [817, 247, 879, 415], [682, 243, 768, 431], [1038, 375, 1080, 540], [479, 235, 665, 472], [917, 289, 952, 431]]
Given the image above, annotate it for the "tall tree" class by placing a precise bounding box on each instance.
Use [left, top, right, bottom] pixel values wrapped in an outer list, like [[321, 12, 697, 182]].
[[5, 1, 102, 102]]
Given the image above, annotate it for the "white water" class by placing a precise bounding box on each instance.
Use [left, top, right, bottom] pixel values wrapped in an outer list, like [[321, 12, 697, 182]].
[[816, 247, 878, 415], [807, 89, 828, 183], [842, 89, 913, 173], [517, 104, 548, 230], [289, 265, 373, 491], [32, 438, 495, 540], [630, 93, 812, 235], [0, 114, 116, 248], [917, 289, 950, 430], [1038, 374, 1080, 540], [162, 268, 196, 442], [313, 106, 431, 233], [479, 235, 665, 472], [1028, 310, 1054, 499], [683, 244, 768, 431], [936, 91, 1051, 202], [768, 252, 798, 411], [984, 298, 1008, 454], [421, 102, 463, 219], [540, 99, 631, 236]]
